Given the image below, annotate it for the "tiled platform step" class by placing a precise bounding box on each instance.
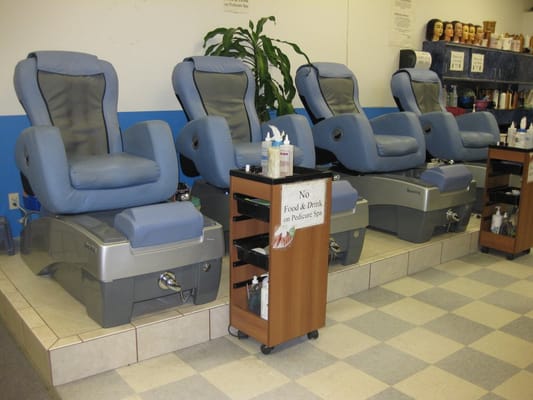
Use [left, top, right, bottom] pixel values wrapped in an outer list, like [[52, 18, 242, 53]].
[[0, 224, 480, 387]]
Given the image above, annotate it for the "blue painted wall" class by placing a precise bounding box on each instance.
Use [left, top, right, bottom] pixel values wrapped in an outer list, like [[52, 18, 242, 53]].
[[0, 107, 397, 238]]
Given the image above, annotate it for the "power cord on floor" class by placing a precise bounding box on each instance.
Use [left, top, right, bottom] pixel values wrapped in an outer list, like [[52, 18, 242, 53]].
[[227, 325, 248, 339]]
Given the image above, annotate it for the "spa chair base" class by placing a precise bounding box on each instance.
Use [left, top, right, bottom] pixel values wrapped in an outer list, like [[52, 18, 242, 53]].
[[20, 211, 224, 328], [191, 179, 368, 265], [341, 172, 476, 243]]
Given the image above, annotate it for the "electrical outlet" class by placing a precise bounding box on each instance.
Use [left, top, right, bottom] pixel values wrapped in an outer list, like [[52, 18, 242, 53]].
[[8, 193, 20, 210]]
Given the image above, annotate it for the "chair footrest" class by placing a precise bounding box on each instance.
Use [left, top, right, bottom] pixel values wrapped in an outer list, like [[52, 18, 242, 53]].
[[332, 180, 358, 213], [114, 202, 203, 248], [420, 164, 473, 192]]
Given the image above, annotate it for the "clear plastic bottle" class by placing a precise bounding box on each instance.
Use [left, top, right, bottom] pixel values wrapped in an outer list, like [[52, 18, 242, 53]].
[[248, 275, 261, 315], [507, 121, 517, 147], [268, 137, 282, 178], [261, 132, 272, 176]]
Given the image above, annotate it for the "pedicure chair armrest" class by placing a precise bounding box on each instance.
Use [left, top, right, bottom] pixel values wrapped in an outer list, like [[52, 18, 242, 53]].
[[15, 125, 73, 212], [261, 114, 316, 168], [456, 112, 500, 142], [419, 112, 465, 160], [312, 113, 379, 172], [122, 120, 179, 184], [175, 116, 237, 189], [370, 111, 425, 146]]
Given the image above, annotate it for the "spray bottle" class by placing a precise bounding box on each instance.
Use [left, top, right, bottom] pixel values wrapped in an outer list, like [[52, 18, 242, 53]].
[[268, 126, 283, 178]]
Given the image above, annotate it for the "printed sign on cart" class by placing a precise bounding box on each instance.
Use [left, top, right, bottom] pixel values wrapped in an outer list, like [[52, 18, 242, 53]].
[[273, 179, 327, 249], [281, 179, 326, 229]]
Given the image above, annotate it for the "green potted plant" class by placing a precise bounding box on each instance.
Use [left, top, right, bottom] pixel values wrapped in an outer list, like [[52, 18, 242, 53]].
[[203, 16, 311, 122]]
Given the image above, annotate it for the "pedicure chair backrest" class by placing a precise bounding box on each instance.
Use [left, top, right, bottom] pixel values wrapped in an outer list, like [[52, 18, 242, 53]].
[[391, 68, 500, 162], [172, 56, 315, 189], [14, 51, 178, 214], [295, 62, 426, 173]]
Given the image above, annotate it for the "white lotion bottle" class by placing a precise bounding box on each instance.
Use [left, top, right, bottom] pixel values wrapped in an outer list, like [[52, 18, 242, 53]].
[[491, 206, 502, 234], [279, 133, 293, 177], [260, 274, 269, 320]]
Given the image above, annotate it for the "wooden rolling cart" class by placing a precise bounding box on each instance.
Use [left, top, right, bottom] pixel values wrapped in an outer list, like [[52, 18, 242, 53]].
[[229, 167, 331, 354], [479, 145, 533, 259]]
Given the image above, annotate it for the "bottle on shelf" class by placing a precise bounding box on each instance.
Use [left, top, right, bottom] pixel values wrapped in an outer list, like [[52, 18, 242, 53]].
[[260, 273, 269, 320], [526, 123, 533, 149], [490, 206, 503, 234], [248, 275, 261, 315], [500, 211, 511, 236], [493, 89, 500, 109], [451, 85, 458, 107]]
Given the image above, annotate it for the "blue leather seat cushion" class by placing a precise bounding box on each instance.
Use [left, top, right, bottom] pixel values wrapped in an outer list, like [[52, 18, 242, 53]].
[[69, 153, 160, 189], [461, 131, 498, 148], [233, 142, 304, 168], [375, 135, 419, 156], [332, 180, 358, 213], [420, 164, 472, 192], [114, 201, 203, 248]]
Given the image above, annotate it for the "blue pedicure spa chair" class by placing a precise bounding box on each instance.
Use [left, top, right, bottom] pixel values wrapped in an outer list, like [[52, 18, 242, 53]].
[[172, 56, 368, 264], [295, 62, 476, 243], [390, 66, 500, 211], [14, 51, 224, 327]]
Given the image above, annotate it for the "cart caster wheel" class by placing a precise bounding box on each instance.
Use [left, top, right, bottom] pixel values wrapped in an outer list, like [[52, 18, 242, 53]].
[[526, 249, 531, 254], [480, 247, 489, 254], [237, 330, 249, 339], [506, 254, 515, 260], [307, 330, 319, 340], [260, 345, 273, 355]]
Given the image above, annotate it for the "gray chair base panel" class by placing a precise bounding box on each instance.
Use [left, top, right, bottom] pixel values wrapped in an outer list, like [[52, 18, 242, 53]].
[[368, 203, 473, 243], [19, 211, 224, 328]]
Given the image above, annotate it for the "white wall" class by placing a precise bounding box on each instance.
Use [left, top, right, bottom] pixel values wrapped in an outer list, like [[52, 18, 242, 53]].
[[0, 0, 528, 114]]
